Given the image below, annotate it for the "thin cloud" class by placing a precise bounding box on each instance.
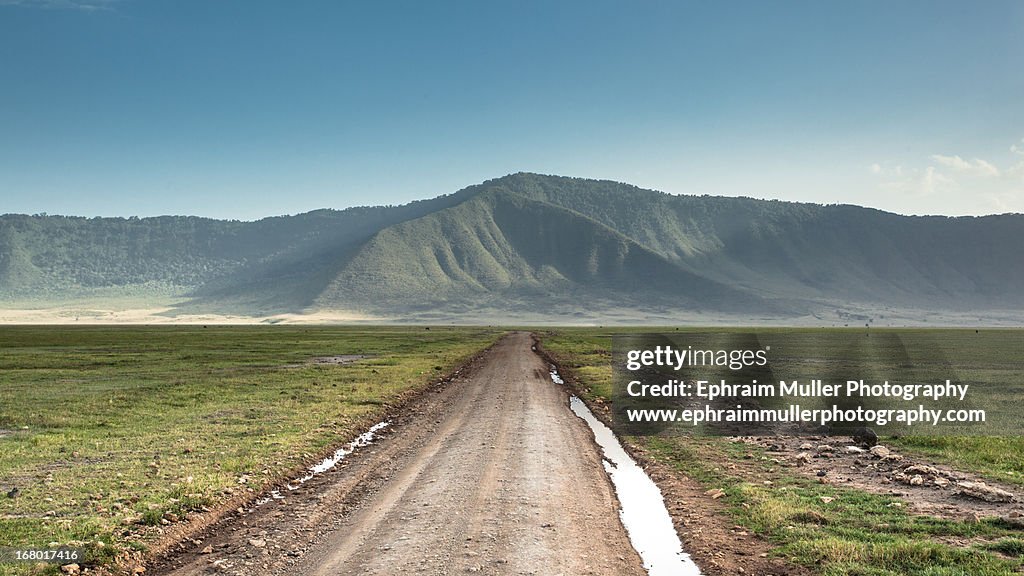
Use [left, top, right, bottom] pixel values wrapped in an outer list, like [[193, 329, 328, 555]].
[[875, 166, 952, 198], [868, 163, 905, 178], [930, 154, 1000, 177], [1011, 138, 1024, 157], [870, 140, 1024, 214], [921, 166, 954, 196]]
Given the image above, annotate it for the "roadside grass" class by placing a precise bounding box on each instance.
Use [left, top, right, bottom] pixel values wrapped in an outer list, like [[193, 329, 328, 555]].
[[541, 327, 1024, 576], [0, 326, 501, 575], [645, 437, 1021, 575], [888, 436, 1024, 487], [540, 327, 1024, 484], [984, 538, 1024, 557]]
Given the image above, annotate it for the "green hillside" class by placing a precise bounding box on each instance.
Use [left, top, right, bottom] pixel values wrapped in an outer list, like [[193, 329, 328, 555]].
[[0, 187, 476, 307], [1, 173, 1022, 320], [490, 173, 1024, 307], [316, 188, 767, 313]]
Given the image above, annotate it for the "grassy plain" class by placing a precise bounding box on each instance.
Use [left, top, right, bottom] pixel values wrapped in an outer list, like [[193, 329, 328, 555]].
[[0, 326, 501, 574], [541, 327, 1024, 576]]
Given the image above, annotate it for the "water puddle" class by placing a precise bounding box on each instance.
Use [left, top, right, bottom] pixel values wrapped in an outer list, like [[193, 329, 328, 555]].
[[549, 365, 564, 384], [569, 396, 701, 576], [256, 421, 389, 505]]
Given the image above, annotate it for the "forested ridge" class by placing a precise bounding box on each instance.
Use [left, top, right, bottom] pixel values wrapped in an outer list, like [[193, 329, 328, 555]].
[[3, 173, 1021, 317]]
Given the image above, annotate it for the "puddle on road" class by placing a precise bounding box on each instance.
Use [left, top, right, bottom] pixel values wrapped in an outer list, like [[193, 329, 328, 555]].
[[256, 421, 390, 506], [569, 396, 701, 576]]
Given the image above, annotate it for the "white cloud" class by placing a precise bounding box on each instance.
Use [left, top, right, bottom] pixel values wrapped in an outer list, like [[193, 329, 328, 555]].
[[868, 163, 905, 178], [874, 165, 953, 200], [984, 189, 1024, 213], [921, 166, 955, 196], [929, 154, 1000, 177], [869, 141, 1024, 214]]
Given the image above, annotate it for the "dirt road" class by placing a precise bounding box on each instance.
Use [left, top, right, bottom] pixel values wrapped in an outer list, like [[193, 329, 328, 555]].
[[154, 332, 646, 576]]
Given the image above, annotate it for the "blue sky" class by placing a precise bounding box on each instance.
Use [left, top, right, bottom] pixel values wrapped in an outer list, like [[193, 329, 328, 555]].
[[1, 0, 1022, 219]]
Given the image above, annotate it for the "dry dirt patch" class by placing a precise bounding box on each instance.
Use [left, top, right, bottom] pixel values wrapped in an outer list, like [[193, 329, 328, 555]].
[[744, 435, 1023, 522]]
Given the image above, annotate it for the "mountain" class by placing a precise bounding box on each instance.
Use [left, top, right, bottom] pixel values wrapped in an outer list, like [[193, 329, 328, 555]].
[[2, 173, 1022, 322]]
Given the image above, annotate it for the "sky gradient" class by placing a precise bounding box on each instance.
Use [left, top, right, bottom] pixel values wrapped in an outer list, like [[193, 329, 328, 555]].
[[1, 0, 1022, 219]]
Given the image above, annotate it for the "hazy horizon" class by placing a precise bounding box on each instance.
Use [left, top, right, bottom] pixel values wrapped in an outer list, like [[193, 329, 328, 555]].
[[4, 171, 1024, 222]]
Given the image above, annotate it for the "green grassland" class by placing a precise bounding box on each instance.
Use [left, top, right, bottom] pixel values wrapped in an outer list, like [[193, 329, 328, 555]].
[[0, 326, 500, 574], [1, 325, 1020, 576], [541, 327, 1024, 576], [648, 437, 1022, 576]]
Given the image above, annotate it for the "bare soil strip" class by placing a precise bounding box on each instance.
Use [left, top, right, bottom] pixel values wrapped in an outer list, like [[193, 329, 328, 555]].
[[152, 332, 646, 576], [745, 435, 1022, 520]]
